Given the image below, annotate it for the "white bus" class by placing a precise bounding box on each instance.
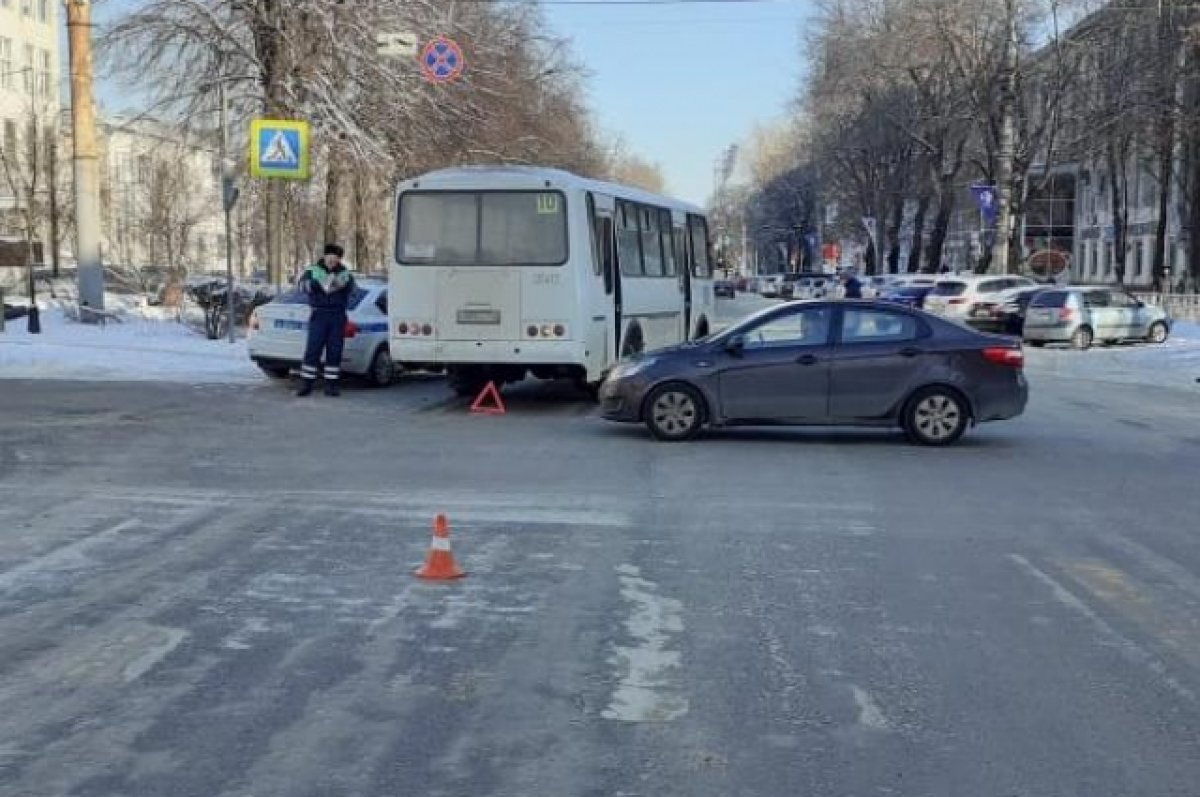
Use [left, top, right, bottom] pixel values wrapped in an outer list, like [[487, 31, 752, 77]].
[[389, 166, 716, 396]]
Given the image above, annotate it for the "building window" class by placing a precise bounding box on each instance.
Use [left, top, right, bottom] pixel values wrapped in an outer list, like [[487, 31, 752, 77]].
[[1134, 240, 1145, 277], [20, 0, 31, 17], [0, 38, 11, 91], [37, 48, 50, 99], [37, 0, 48, 23]]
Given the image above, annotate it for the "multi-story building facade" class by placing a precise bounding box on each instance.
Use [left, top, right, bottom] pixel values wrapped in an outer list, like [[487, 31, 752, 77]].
[[98, 116, 226, 276], [0, 0, 59, 283]]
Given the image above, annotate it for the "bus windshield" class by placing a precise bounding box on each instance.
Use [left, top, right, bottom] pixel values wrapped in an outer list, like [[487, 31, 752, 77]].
[[397, 190, 568, 266]]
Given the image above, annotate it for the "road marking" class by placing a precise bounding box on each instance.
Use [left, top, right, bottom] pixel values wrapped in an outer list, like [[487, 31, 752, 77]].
[[850, 685, 890, 730], [122, 627, 188, 682], [602, 564, 689, 723], [0, 518, 140, 594], [1008, 554, 1196, 704]]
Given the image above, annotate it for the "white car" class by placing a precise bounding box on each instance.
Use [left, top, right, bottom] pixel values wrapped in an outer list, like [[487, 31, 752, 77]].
[[247, 278, 397, 386], [923, 275, 1038, 321]]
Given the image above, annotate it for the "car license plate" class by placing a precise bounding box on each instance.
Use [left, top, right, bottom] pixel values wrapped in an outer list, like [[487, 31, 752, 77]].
[[274, 319, 307, 331], [457, 309, 501, 325]]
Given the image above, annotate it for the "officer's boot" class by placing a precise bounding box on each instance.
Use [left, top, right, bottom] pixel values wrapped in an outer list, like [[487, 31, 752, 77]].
[[296, 379, 315, 397]]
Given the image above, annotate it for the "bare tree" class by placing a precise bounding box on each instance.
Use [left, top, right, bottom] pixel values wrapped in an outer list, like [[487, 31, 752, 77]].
[[0, 97, 58, 310]]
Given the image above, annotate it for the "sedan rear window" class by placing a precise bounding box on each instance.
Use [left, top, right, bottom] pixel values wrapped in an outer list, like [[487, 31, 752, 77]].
[[1030, 291, 1069, 308], [931, 281, 967, 297]]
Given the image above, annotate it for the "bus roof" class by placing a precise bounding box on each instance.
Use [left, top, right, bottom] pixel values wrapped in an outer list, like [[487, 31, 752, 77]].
[[399, 165, 706, 216]]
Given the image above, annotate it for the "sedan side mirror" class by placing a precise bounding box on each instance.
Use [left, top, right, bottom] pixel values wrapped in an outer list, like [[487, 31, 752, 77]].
[[725, 335, 746, 356]]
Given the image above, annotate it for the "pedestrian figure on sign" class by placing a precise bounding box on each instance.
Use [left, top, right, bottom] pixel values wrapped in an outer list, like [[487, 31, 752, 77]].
[[840, 270, 863, 299], [297, 243, 356, 397]]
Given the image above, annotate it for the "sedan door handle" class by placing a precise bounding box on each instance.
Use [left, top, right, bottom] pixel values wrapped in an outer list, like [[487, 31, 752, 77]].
[[795, 354, 819, 366], [899, 347, 922, 358]]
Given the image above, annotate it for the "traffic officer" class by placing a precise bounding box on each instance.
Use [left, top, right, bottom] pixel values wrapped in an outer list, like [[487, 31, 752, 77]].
[[297, 243, 356, 397]]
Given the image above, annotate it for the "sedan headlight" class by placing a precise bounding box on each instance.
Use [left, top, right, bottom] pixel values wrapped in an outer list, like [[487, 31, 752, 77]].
[[608, 357, 658, 380]]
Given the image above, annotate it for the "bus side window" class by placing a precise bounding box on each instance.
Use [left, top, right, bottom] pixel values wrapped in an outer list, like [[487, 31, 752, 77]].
[[674, 227, 689, 274], [688, 215, 712, 278], [660, 210, 677, 277], [617, 201, 644, 277], [588, 193, 616, 295], [597, 216, 614, 295]]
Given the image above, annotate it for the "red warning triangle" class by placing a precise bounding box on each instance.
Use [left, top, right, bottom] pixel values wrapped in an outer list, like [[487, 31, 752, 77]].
[[469, 381, 506, 415]]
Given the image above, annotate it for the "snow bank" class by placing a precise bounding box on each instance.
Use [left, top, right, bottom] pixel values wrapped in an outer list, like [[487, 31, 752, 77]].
[[1, 299, 261, 385], [1024, 321, 1200, 391]]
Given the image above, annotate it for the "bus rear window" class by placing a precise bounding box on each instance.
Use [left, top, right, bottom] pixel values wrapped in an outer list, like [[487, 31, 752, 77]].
[[398, 191, 568, 266]]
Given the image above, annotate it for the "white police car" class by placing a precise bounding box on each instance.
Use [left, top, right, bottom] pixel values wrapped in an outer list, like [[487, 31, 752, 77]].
[[247, 278, 396, 386]]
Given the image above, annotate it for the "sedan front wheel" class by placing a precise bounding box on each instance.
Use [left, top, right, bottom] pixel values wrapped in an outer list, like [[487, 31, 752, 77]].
[[644, 383, 705, 442], [904, 387, 969, 447]]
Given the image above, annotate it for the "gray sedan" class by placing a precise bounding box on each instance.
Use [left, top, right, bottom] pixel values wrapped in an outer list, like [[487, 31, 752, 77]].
[[599, 300, 1028, 445]]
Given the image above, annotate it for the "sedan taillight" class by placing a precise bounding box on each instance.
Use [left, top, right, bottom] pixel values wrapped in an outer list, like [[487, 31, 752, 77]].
[[983, 346, 1024, 368], [344, 321, 359, 339]]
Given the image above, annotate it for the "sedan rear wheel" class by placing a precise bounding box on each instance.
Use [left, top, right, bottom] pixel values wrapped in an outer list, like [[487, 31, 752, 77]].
[[1147, 321, 1169, 345], [644, 383, 704, 442], [904, 388, 969, 447], [368, 347, 396, 387]]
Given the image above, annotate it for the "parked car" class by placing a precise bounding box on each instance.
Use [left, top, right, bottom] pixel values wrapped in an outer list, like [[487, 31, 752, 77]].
[[924, 275, 1038, 321], [714, 279, 736, 299], [599, 300, 1028, 446], [966, 286, 1047, 336], [1023, 287, 1171, 350], [3, 303, 29, 322], [247, 278, 397, 386], [879, 285, 935, 309], [759, 276, 783, 298], [792, 274, 835, 300]]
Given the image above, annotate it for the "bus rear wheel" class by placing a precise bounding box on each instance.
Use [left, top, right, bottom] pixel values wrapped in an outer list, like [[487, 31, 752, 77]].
[[448, 367, 489, 398]]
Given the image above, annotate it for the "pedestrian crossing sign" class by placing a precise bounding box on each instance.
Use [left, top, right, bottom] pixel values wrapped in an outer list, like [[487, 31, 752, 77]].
[[250, 119, 310, 180]]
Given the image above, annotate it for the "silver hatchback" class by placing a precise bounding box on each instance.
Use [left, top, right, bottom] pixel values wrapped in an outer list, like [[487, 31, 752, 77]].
[[1023, 287, 1171, 350]]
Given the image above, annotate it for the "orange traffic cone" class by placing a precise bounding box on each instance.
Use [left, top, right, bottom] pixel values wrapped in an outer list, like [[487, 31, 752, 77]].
[[416, 514, 466, 580]]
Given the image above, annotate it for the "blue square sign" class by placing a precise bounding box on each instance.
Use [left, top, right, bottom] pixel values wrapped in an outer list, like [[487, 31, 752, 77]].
[[249, 119, 310, 180]]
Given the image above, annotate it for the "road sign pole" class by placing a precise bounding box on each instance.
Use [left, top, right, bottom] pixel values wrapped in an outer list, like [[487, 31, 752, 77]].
[[219, 79, 237, 344]]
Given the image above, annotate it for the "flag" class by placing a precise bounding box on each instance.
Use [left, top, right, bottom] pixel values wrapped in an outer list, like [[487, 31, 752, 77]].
[[971, 183, 999, 227]]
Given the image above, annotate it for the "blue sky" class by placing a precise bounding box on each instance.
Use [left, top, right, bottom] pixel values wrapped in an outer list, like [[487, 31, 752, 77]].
[[545, 0, 814, 203], [86, 0, 815, 206]]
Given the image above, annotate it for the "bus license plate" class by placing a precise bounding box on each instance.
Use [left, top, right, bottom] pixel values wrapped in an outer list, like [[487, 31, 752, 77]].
[[457, 309, 501, 325]]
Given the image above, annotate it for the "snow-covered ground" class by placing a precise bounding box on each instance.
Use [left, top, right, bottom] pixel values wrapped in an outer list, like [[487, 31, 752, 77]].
[[1, 296, 261, 384], [1023, 321, 1200, 391]]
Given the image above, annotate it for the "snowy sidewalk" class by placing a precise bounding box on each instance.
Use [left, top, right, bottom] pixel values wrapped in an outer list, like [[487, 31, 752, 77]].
[[1023, 321, 1200, 392], [0, 304, 261, 385]]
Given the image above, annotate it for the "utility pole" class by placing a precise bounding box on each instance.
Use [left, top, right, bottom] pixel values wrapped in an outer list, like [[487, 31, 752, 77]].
[[218, 78, 239, 344], [66, 0, 105, 314], [991, 0, 1019, 275]]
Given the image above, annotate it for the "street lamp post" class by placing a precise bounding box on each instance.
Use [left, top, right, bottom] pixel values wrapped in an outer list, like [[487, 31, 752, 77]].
[[217, 79, 238, 344]]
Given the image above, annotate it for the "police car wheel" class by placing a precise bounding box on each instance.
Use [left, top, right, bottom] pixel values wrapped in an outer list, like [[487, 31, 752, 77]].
[[368, 348, 395, 387]]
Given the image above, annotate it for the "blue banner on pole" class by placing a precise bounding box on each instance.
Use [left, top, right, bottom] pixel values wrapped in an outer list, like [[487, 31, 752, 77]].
[[971, 182, 999, 227]]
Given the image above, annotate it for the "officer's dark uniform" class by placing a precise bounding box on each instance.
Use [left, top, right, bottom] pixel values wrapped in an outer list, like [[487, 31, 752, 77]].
[[297, 244, 356, 397]]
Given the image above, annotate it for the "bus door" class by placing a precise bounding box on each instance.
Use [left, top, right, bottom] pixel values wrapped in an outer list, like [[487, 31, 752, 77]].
[[587, 192, 619, 370], [673, 211, 692, 340]]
